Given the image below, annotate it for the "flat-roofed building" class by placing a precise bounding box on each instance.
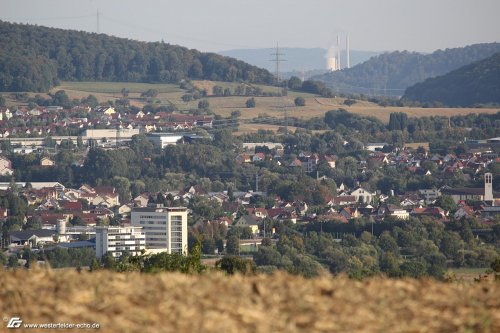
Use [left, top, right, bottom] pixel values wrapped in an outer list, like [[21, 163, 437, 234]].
[[131, 206, 188, 254], [95, 226, 146, 259]]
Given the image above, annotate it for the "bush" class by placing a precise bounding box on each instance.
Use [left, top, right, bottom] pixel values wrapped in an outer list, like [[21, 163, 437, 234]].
[[216, 256, 256, 275], [246, 97, 256, 108], [343, 99, 357, 106], [294, 97, 305, 107]]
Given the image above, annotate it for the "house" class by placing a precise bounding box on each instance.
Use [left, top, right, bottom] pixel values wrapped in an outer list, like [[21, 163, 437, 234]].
[[59, 200, 83, 212], [323, 155, 337, 169], [349, 187, 375, 204], [329, 195, 357, 206], [40, 157, 55, 167], [246, 207, 268, 218], [377, 204, 409, 220], [289, 159, 302, 167], [410, 207, 447, 219], [454, 203, 475, 219], [0, 206, 7, 218], [418, 188, 441, 204], [235, 154, 251, 164], [9, 229, 58, 247], [339, 207, 361, 219], [215, 216, 233, 228], [133, 194, 149, 207], [95, 106, 116, 115], [0, 156, 13, 176], [480, 206, 500, 220], [252, 153, 265, 162], [233, 214, 261, 234]]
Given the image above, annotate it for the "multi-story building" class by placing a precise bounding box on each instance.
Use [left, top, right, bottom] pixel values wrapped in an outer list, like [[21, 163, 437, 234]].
[[131, 206, 188, 254], [95, 226, 146, 259]]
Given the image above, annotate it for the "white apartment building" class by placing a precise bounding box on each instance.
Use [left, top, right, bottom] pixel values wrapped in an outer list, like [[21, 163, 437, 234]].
[[131, 206, 188, 254], [95, 226, 146, 259]]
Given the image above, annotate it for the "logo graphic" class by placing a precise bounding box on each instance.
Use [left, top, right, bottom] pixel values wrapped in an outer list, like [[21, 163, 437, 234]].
[[6, 317, 22, 329]]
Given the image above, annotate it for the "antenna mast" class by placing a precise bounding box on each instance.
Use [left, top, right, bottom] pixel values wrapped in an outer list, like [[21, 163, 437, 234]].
[[97, 9, 100, 33]]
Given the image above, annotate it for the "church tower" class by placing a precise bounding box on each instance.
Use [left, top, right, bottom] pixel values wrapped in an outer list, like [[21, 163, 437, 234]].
[[484, 172, 493, 201]]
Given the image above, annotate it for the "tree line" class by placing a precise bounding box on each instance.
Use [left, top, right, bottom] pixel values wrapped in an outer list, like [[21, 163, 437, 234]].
[[0, 20, 274, 92]]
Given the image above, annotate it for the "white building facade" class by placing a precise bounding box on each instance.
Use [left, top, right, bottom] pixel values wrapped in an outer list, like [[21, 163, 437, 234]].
[[131, 206, 188, 254], [95, 226, 146, 259]]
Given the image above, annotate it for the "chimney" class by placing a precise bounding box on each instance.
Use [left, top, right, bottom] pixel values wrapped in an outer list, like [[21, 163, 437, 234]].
[[346, 35, 350, 69], [484, 172, 493, 202], [337, 34, 341, 70]]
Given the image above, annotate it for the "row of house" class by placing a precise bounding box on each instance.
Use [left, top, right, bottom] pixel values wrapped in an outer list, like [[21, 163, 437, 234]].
[[0, 105, 213, 139]]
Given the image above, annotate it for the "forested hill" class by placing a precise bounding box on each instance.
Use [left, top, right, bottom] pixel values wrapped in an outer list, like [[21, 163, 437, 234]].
[[312, 43, 500, 96], [402, 52, 500, 107], [0, 20, 274, 92]]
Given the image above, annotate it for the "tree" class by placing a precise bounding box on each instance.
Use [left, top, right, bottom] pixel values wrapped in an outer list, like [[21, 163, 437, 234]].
[[288, 76, 302, 90], [8, 254, 19, 268], [111, 176, 131, 203], [435, 195, 457, 213], [400, 260, 427, 278], [140, 89, 158, 98], [212, 85, 223, 96], [51, 90, 71, 108], [0, 251, 7, 266], [379, 232, 399, 254], [0, 95, 6, 107], [230, 110, 241, 118], [294, 97, 305, 106], [102, 252, 116, 270], [216, 256, 256, 275], [202, 237, 216, 254], [226, 235, 239, 255], [198, 100, 209, 110], [246, 97, 256, 108]]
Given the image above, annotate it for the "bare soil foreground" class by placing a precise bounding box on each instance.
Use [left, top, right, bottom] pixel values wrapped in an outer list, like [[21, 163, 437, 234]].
[[1, 269, 499, 333]]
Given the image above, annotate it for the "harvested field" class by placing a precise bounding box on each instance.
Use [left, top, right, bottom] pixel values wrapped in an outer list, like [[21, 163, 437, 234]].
[[1, 269, 499, 333]]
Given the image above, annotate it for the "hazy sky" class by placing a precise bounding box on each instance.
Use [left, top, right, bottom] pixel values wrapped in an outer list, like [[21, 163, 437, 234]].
[[2, 0, 499, 53]]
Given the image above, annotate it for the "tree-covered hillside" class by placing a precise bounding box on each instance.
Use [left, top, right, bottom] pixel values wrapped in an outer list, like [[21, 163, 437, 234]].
[[0, 20, 274, 92], [403, 52, 500, 107], [312, 43, 500, 96]]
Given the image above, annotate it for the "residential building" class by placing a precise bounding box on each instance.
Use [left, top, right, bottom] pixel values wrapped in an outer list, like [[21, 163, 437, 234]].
[[0, 156, 13, 176], [131, 206, 188, 254], [9, 229, 57, 247], [40, 157, 55, 166], [418, 188, 441, 204], [95, 226, 146, 259], [349, 187, 375, 204], [233, 214, 261, 234]]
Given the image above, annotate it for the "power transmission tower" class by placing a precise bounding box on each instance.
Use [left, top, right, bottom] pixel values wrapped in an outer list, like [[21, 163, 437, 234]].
[[270, 42, 286, 86]]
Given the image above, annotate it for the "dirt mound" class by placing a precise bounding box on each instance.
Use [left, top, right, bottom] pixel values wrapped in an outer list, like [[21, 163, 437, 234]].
[[1, 269, 499, 333]]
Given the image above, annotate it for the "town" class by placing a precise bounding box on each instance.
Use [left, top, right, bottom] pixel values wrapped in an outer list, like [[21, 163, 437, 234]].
[[0, 99, 498, 278]]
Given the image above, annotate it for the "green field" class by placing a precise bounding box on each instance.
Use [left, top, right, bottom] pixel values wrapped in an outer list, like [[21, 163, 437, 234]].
[[3, 81, 498, 131], [55, 81, 183, 94]]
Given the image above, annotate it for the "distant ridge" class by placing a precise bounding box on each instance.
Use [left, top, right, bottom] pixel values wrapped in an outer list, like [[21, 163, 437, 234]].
[[0, 20, 273, 92], [219, 48, 380, 73], [312, 43, 500, 97], [403, 52, 500, 107]]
